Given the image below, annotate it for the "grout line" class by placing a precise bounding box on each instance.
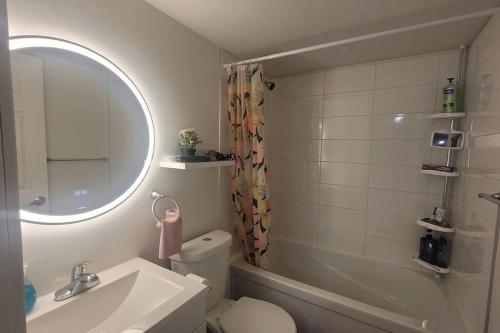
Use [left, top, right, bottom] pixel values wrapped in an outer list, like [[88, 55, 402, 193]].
[[273, 176, 441, 195], [316, 222, 420, 245], [279, 81, 446, 99], [278, 159, 434, 168], [365, 233, 420, 246], [363, 65, 377, 256], [270, 110, 435, 121], [315, 72, 326, 247], [270, 138, 436, 142]]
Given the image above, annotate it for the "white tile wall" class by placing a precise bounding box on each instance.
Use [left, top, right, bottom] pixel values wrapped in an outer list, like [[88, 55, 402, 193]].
[[447, 13, 500, 333], [325, 65, 375, 94], [318, 226, 365, 255], [280, 181, 320, 204], [273, 220, 317, 245], [267, 99, 283, 119], [322, 116, 372, 140], [367, 189, 429, 216], [322, 140, 371, 163], [364, 236, 418, 268], [282, 96, 324, 118], [324, 91, 373, 117], [370, 140, 430, 166], [368, 165, 429, 193], [266, 119, 283, 139], [281, 140, 321, 161], [319, 206, 366, 233], [281, 160, 321, 182], [321, 162, 369, 187], [278, 200, 319, 224], [280, 72, 324, 97], [266, 51, 458, 269], [374, 55, 439, 88], [267, 140, 282, 159], [373, 84, 436, 114], [283, 118, 322, 139], [366, 212, 421, 243], [320, 184, 368, 210], [371, 113, 434, 139]]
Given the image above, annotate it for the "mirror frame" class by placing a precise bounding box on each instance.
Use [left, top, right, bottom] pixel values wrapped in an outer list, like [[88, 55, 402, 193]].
[[10, 36, 155, 224]]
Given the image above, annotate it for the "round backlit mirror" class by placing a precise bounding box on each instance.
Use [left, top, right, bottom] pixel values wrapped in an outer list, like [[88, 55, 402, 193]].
[[10, 37, 154, 224]]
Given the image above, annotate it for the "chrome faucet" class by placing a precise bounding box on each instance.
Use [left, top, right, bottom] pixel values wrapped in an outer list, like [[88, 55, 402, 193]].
[[54, 261, 100, 301]]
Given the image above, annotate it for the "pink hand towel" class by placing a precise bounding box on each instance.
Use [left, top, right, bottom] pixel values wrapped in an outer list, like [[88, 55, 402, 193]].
[[159, 208, 182, 259]]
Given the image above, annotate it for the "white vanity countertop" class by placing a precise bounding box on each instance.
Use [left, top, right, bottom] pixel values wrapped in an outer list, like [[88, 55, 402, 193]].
[[27, 257, 208, 333]]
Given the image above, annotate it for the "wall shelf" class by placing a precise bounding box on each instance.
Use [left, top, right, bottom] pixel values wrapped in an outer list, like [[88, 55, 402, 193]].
[[416, 219, 455, 233], [425, 112, 466, 120], [420, 169, 459, 177], [159, 160, 235, 170], [412, 256, 451, 274]]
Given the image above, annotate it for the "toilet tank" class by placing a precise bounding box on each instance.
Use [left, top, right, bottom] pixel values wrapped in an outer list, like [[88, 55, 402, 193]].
[[169, 230, 233, 310]]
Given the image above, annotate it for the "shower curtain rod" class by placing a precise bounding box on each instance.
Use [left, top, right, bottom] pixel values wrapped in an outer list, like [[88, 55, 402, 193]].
[[224, 7, 500, 66]]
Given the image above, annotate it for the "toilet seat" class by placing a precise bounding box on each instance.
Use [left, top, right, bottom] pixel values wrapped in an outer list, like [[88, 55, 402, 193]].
[[217, 297, 296, 333]]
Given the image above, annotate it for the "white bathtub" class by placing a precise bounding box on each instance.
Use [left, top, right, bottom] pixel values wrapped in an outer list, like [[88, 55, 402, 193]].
[[230, 239, 465, 333]]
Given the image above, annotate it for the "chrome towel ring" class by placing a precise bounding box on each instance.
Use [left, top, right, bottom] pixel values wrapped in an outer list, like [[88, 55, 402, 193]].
[[150, 190, 180, 228]]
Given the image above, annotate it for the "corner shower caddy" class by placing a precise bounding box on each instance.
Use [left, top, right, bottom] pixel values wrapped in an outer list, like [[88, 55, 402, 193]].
[[412, 46, 467, 275]]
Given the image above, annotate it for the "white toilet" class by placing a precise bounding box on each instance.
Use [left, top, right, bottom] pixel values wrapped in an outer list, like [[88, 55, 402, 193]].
[[169, 230, 296, 333]]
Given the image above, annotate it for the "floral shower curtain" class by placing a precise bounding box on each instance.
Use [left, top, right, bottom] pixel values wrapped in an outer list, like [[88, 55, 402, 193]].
[[226, 64, 271, 269]]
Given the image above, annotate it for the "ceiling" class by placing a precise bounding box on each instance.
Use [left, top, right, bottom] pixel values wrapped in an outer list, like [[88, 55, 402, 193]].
[[144, 0, 500, 76]]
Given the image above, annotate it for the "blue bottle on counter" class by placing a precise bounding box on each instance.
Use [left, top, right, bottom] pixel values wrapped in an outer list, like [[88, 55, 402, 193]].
[[419, 230, 437, 264], [23, 263, 37, 314]]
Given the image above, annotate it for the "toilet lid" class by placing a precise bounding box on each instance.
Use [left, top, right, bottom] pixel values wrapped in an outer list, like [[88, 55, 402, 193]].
[[219, 297, 296, 333]]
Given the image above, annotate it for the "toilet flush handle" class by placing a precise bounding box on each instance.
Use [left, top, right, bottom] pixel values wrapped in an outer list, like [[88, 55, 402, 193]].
[[186, 273, 212, 293]]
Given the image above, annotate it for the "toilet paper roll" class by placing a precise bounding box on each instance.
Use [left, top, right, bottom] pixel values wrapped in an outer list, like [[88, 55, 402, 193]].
[[186, 273, 212, 293]]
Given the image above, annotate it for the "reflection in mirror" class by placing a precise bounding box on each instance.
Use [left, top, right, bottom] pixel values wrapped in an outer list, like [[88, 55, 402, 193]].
[[11, 39, 152, 222]]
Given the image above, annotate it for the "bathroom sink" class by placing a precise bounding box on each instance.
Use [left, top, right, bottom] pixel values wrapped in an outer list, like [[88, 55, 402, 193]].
[[27, 258, 208, 333]]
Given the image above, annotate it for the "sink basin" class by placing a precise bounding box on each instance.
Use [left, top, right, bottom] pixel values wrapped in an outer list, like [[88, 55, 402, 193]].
[[27, 258, 208, 333]]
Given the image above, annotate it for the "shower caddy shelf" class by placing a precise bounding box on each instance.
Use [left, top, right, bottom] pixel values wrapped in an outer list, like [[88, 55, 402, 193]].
[[420, 169, 459, 177], [425, 112, 466, 120], [412, 256, 451, 274], [412, 45, 467, 275], [414, 109, 463, 275], [416, 219, 455, 233]]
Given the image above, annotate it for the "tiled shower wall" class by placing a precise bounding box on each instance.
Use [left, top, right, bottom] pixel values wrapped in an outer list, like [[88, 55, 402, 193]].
[[449, 13, 500, 333], [266, 51, 459, 269]]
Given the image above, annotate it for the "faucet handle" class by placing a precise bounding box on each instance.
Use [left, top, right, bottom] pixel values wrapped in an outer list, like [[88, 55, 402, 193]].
[[71, 261, 92, 281]]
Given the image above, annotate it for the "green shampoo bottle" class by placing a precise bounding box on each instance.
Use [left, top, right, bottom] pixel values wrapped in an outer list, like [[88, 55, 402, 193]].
[[442, 77, 457, 113]]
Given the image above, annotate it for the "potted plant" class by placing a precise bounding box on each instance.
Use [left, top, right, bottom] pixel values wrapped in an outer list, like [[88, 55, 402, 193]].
[[178, 128, 202, 156]]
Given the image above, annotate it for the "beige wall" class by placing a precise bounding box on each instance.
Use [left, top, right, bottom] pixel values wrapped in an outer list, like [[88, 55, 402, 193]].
[[0, 0, 26, 330], [8, 0, 224, 295]]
